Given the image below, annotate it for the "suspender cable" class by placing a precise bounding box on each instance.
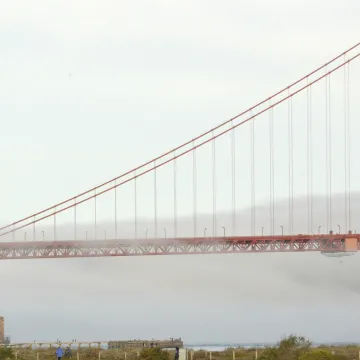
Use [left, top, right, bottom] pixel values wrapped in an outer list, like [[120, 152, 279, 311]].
[[54, 207, 57, 241], [154, 161, 158, 238], [193, 142, 197, 237], [347, 59, 352, 231], [288, 93, 294, 235], [328, 75, 333, 232], [269, 102, 275, 235], [325, 72, 333, 233], [134, 170, 137, 239], [231, 122, 236, 236], [114, 180, 118, 239], [344, 56, 349, 232], [173, 152, 177, 238], [250, 111, 255, 236], [306, 79, 313, 234], [94, 189, 97, 240], [212, 132, 217, 236], [74, 198, 77, 240]]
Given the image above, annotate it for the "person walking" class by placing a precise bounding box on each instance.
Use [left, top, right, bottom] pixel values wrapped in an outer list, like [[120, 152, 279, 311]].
[[65, 347, 72, 358], [56, 346, 64, 360]]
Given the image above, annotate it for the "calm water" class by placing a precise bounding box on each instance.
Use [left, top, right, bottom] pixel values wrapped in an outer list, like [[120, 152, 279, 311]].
[[184, 345, 270, 351]]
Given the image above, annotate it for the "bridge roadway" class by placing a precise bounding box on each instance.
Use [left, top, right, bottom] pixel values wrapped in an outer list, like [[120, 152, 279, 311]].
[[0, 234, 359, 260]]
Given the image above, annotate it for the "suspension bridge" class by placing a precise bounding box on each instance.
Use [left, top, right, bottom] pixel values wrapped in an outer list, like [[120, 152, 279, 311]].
[[1, 43, 360, 260]]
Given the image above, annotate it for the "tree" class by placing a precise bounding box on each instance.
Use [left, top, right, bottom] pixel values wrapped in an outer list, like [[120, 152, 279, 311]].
[[277, 335, 312, 360]]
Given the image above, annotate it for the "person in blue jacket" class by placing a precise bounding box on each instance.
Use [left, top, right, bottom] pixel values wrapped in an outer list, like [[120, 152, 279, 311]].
[[56, 346, 64, 360]]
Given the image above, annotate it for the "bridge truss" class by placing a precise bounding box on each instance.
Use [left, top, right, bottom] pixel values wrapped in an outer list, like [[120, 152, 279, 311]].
[[0, 234, 359, 260]]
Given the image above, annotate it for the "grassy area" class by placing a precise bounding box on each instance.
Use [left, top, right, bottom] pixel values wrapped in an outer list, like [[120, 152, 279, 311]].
[[187, 346, 360, 360], [4, 347, 172, 360], [2, 345, 360, 360]]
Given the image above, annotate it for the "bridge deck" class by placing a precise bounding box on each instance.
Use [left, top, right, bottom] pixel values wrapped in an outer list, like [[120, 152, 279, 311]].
[[0, 235, 359, 260]]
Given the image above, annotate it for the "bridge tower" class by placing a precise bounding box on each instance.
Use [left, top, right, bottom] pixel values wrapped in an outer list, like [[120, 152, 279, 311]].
[[0, 317, 4, 344]]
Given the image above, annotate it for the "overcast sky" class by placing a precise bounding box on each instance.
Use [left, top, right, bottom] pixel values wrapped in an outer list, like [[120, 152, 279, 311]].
[[1, 0, 360, 345]]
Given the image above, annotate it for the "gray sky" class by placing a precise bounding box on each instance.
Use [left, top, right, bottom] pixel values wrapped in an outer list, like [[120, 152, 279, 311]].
[[1, 0, 360, 344]]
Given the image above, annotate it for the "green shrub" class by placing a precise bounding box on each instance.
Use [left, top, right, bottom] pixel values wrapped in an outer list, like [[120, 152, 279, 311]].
[[0, 347, 15, 360], [299, 350, 333, 360], [259, 347, 280, 360], [140, 348, 170, 360]]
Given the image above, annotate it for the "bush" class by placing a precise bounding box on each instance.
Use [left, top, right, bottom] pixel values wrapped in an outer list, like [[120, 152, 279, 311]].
[[299, 350, 333, 360], [259, 335, 312, 360], [258, 336, 357, 360], [259, 347, 279, 360], [0, 347, 15, 360], [140, 348, 170, 360]]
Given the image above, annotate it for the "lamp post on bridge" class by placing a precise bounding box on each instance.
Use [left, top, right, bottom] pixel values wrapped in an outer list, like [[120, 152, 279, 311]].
[[222, 226, 226, 236], [24, 232, 27, 241], [261, 227, 264, 236], [163, 228, 167, 238], [204, 228, 207, 237], [42, 230, 45, 241], [317, 225, 322, 234], [145, 228, 148, 239], [337, 225, 341, 234], [280, 226, 284, 236]]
